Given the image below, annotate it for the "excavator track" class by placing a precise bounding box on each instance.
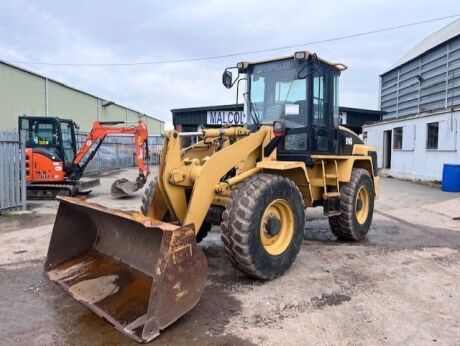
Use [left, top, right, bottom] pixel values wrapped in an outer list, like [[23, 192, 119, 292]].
[[27, 183, 77, 200], [27, 179, 100, 200]]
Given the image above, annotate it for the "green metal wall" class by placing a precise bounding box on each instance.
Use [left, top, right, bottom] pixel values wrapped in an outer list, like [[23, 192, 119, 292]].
[[0, 64, 46, 130], [48, 80, 97, 130], [0, 62, 164, 134]]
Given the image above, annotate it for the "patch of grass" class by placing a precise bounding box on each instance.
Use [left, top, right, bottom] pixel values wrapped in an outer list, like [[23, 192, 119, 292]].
[[0, 209, 14, 217]]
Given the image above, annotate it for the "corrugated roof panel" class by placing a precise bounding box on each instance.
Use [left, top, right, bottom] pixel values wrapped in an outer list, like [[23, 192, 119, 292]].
[[382, 18, 460, 74]]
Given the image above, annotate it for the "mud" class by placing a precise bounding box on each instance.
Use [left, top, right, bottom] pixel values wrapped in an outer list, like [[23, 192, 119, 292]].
[[0, 213, 55, 234], [1, 170, 460, 345], [304, 209, 460, 249], [0, 245, 252, 346], [310, 293, 352, 309]]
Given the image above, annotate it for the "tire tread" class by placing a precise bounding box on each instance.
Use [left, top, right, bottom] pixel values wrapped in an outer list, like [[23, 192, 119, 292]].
[[329, 168, 373, 240], [221, 173, 304, 279]]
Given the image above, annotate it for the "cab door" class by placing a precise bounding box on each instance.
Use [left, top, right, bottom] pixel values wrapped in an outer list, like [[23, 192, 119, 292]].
[[311, 65, 340, 155]]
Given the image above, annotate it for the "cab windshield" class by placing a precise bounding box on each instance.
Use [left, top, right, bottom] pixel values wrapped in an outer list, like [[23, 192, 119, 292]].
[[247, 59, 308, 129]]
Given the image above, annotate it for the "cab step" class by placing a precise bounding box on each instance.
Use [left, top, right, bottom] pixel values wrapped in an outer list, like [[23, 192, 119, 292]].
[[323, 196, 341, 217], [325, 174, 338, 179]]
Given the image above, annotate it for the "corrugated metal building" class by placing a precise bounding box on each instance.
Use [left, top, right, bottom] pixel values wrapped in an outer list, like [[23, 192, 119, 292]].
[[0, 61, 164, 134], [364, 19, 460, 181], [380, 19, 460, 118]]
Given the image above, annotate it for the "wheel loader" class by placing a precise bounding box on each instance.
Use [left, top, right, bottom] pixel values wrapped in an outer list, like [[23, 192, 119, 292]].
[[44, 51, 379, 342]]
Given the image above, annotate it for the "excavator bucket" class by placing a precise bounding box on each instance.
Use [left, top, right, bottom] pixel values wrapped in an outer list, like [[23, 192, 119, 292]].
[[44, 196, 208, 343], [110, 178, 142, 198]]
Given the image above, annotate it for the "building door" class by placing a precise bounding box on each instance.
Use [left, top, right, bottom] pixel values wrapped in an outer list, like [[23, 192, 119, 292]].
[[383, 130, 392, 169]]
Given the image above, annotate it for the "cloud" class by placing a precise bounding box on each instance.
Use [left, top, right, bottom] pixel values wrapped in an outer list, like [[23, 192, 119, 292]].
[[0, 0, 459, 129]]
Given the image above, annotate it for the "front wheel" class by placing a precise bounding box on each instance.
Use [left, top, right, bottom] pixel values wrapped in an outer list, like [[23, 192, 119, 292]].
[[221, 174, 305, 280], [329, 168, 375, 240]]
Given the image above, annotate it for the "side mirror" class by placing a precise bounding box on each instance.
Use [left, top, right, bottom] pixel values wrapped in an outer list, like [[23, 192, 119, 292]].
[[222, 70, 233, 89]]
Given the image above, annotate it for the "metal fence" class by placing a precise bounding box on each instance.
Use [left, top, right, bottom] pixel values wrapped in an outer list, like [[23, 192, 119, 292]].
[[148, 135, 163, 165], [0, 131, 26, 211], [76, 134, 164, 175]]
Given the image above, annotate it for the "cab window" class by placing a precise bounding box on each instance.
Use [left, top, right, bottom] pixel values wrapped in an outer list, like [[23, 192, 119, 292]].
[[21, 119, 60, 147]]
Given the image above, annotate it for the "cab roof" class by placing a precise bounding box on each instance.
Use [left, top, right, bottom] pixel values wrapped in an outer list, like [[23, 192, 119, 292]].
[[237, 51, 347, 72]]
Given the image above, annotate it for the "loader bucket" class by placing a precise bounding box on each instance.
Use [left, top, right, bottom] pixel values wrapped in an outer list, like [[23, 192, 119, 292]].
[[44, 196, 208, 343], [110, 178, 142, 198]]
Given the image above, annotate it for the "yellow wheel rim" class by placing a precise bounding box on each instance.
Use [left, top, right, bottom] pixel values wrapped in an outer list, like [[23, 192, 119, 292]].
[[260, 199, 294, 256], [355, 186, 370, 225]]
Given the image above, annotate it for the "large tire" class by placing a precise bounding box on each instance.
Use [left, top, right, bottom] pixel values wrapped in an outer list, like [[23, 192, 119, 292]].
[[221, 174, 305, 280], [140, 178, 211, 243], [329, 168, 374, 241], [140, 179, 158, 216]]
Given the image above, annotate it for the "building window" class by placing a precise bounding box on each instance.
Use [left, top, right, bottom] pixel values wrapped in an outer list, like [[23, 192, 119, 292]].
[[426, 122, 439, 149], [362, 131, 368, 141], [393, 127, 403, 149]]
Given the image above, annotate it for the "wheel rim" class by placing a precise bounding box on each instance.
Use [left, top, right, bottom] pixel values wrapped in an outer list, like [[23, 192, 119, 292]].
[[260, 199, 294, 256], [355, 186, 370, 225]]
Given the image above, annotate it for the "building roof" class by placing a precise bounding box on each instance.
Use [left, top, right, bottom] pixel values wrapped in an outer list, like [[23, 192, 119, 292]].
[[238, 50, 347, 72], [339, 106, 384, 116], [172, 104, 383, 115], [362, 107, 459, 128], [382, 18, 460, 75], [171, 104, 243, 114], [0, 59, 163, 123]]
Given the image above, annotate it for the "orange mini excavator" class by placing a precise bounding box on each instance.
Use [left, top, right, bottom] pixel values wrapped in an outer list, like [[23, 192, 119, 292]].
[[19, 115, 150, 198]]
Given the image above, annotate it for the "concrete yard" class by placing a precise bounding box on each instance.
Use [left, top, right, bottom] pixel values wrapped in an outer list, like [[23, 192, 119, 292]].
[[1, 168, 460, 345]]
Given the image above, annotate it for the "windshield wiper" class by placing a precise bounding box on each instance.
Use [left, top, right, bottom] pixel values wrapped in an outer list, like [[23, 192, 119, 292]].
[[244, 92, 261, 129]]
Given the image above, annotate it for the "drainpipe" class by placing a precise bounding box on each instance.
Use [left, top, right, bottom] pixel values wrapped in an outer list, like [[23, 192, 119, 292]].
[[96, 98, 100, 120], [45, 78, 49, 116]]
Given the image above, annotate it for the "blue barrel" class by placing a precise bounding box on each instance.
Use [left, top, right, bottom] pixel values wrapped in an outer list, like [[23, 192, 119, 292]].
[[442, 164, 460, 192]]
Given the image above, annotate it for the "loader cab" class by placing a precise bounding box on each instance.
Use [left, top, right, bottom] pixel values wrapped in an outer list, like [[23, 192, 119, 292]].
[[224, 51, 347, 164], [19, 116, 78, 171]]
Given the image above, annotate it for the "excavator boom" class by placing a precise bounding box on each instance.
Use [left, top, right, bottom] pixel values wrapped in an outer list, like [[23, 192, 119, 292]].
[[73, 120, 151, 197]]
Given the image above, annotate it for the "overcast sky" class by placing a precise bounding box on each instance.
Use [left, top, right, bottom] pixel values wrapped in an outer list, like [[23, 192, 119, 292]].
[[0, 0, 459, 128]]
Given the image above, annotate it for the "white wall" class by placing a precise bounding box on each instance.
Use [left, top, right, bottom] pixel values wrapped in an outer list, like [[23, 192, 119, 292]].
[[363, 110, 460, 180]]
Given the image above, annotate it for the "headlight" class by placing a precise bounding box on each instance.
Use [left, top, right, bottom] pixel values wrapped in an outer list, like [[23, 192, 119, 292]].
[[294, 51, 307, 60]]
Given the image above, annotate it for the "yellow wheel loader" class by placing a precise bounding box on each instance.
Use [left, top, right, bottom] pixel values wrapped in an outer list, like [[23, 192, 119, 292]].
[[44, 51, 379, 342]]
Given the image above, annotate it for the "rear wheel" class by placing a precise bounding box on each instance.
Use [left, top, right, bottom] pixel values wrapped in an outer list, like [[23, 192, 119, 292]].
[[221, 174, 305, 280], [140, 178, 211, 243], [329, 168, 374, 240]]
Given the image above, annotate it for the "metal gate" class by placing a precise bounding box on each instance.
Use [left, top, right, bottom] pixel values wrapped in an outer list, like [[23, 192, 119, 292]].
[[0, 131, 26, 211], [76, 134, 164, 175]]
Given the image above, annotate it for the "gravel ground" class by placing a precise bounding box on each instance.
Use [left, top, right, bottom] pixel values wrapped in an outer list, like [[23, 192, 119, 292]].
[[1, 168, 459, 345]]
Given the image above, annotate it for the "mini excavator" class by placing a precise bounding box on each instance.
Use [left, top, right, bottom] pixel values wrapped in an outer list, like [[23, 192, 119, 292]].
[[19, 116, 150, 198]]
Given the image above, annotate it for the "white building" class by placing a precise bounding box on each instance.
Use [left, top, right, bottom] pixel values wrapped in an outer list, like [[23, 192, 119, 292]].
[[364, 19, 460, 181]]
